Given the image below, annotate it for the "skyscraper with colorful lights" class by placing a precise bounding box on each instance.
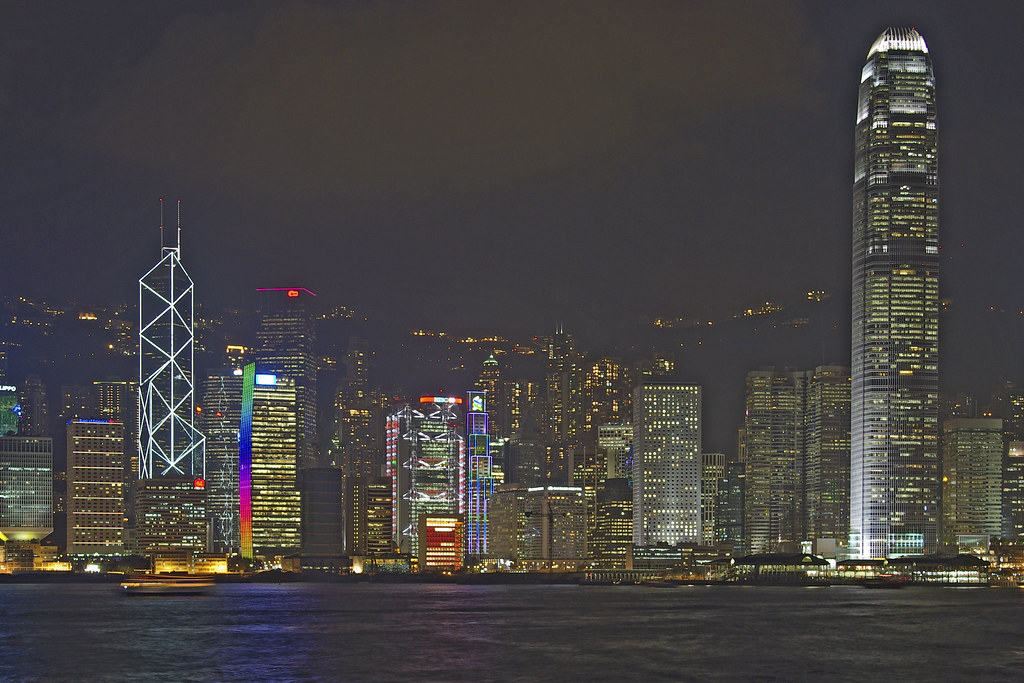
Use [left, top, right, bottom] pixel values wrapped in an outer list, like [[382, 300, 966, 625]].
[[851, 28, 939, 557], [386, 397, 465, 558], [465, 391, 494, 557]]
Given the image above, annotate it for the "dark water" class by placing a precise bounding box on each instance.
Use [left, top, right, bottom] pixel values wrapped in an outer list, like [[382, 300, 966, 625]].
[[2, 583, 1023, 681]]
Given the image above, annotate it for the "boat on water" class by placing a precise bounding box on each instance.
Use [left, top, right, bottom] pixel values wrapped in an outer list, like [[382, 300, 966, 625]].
[[860, 574, 910, 589], [120, 575, 215, 596]]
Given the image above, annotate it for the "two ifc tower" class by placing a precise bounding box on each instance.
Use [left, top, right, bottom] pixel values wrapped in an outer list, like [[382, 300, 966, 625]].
[[134, 26, 940, 561]]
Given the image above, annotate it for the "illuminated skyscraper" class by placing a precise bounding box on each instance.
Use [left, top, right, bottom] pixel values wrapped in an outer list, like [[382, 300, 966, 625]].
[[465, 391, 494, 557], [804, 366, 851, 545], [386, 397, 465, 558], [255, 287, 318, 468], [137, 208, 207, 553], [632, 383, 702, 545], [239, 365, 301, 558], [851, 28, 939, 557], [701, 453, 725, 546]]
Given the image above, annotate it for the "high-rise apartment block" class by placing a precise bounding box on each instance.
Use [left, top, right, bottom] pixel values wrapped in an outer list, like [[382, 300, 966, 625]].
[[851, 28, 939, 557], [632, 383, 702, 546]]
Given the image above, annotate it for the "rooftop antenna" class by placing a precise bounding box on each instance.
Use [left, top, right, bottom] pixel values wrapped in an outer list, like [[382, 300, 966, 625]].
[[176, 199, 182, 251], [158, 197, 164, 249]]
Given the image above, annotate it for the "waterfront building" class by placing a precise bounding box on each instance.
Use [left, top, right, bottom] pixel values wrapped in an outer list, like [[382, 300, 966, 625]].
[[465, 391, 495, 557], [487, 484, 528, 563], [851, 28, 940, 557], [255, 287, 318, 468], [0, 436, 53, 542], [716, 461, 745, 550], [198, 367, 243, 554], [346, 475, 393, 556], [386, 397, 465, 557], [418, 514, 464, 572], [66, 420, 124, 555], [300, 467, 344, 556], [239, 365, 301, 558], [804, 366, 851, 545], [632, 383, 702, 546], [742, 369, 806, 554], [941, 419, 1003, 542], [591, 477, 632, 568], [137, 212, 207, 553], [523, 485, 586, 567], [134, 478, 208, 553]]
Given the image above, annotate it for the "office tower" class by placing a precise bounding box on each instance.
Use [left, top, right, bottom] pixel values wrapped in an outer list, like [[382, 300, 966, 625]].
[[804, 366, 851, 544], [851, 27, 939, 558], [418, 514, 464, 572], [523, 486, 586, 565], [716, 462, 745, 550], [504, 415, 545, 486], [386, 397, 465, 557], [541, 330, 583, 482], [701, 453, 726, 546], [66, 420, 125, 555], [199, 368, 243, 554], [598, 423, 633, 482], [941, 419, 1002, 541], [300, 467, 344, 555], [239, 365, 301, 558], [632, 384, 702, 545], [743, 369, 806, 553], [592, 477, 632, 568], [255, 287, 318, 468], [465, 391, 494, 557], [137, 216, 207, 553], [0, 383, 18, 436], [487, 484, 528, 563], [1004, 441, 1024, 540], [346, 475, 393, 555], [17, 376, 47, 437], [0, 436, 53, 541]]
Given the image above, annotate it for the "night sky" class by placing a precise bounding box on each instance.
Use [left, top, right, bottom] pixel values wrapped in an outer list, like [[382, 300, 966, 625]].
[[3, 1, 1024, 423]]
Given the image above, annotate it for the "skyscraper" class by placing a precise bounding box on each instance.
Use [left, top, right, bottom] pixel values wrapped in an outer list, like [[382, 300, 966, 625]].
[[465, 391, 494, 557], [255, 287, 318, 469], [386, 397, 465, 557], [632, 383, 702, 546], [239, 365, 301, 559], [199, 367, 244, 554], [137, 209, 207, 554], [851, 28, 939, 557]]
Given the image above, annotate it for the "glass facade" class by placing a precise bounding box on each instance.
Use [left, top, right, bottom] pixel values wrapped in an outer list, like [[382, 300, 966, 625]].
[[0, 436, 53, 541], [852, 28, 939, 558]]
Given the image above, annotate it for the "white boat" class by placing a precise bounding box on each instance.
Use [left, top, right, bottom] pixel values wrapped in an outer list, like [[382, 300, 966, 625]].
[[120, 575, 215, 596]]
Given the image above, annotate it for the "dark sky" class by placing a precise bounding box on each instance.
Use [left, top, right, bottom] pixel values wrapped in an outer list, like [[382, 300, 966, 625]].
[[2, 2, 1023, 374]]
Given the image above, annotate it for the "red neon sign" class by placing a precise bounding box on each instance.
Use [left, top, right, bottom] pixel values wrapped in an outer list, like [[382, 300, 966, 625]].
[[193, 478, 206, 490], [287, 290, 300, 297], [419, 396, 463, 404]]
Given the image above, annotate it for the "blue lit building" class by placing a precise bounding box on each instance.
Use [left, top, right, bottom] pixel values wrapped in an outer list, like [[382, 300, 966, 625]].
[[465, 391, 494, 557]]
